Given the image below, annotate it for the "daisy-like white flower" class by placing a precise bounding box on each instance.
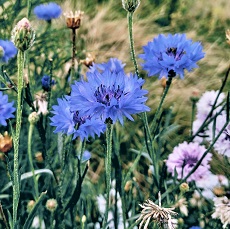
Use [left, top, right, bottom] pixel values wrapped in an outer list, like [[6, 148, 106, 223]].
[[166, 141, 212, 182], [70, 59, 150, 125], [206, 113, 230, 157], [50, 96, 105, 141], [0, 40, 17, 63], [212, 196, 230, 228], [137, 197, 178, 229], [0, 91, 15, 126], [34, 2, 62, 21], [196, 90, 225, 122], [139, 33, 204, 79]]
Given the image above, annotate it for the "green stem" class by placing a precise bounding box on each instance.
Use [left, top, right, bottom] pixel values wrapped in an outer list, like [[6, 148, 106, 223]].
[[128, 12, 139, 78], [190, 99, 197, 137], [71, 28, 76, 84], [13, 50, 24, 228], [28, 123, 39, 200], [102, 122, 114, 229], [150, 76, 173, 133]]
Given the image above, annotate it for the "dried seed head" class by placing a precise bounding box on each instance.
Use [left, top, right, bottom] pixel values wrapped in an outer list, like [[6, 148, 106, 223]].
[[11, 18, 35, 51], [64, 11, 84, 29], [122, 0, 140, 13]]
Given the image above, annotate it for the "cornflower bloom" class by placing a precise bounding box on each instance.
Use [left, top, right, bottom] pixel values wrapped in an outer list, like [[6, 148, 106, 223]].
[[41, 75, 55, 91], [50, 96, 105, 141], [139, 33, 205, 79], [137, 198, 178, 229], [0, 40, 17, 63], [166, 141, 212, 182], [0, 91, 15, 126], [34, 2, 62, 21], [206, 113, 230, 157], [212, 196, 230, 228], [70, 59, 150, 125], [189, 227, 201, 229]]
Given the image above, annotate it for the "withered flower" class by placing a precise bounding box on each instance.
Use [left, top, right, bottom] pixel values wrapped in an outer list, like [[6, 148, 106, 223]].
[[137, 193, 178, 229], [64, 11, 84, 29], [0, 131, 13, 153], [33, 92, 48, 116], [80, 53, 95, 68]]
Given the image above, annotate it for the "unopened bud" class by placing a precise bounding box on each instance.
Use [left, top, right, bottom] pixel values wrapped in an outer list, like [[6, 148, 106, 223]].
[[11, 17, 35, 51], [0, 132, 13, 153], [179, 183, 189, 193], [124, 180, 132, 192], [28, 112, 39, 124], [35, 152, 44, 163], [27, 200, 36, 213], [46, 199, 58, 212], [122, 0, 140, 13], [64, 11, 84, 29]]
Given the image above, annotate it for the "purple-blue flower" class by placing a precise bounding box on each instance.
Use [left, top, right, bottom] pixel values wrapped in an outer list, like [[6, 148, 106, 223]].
[[0, 40, 17, 63], [50, 96, 105, 141], [0, 91, 16, 126], [70, 62, 150, 125], [189, 227, 201, 229], [139, 34, 205, 79], [89, 58, 125, 74], [166, 141, 212, 182], [41, 75, 55, 91], [34, 2, 62, 21]]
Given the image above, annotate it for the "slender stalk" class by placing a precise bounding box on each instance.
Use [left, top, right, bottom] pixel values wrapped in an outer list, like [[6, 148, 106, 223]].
[[190, 98, 197, 137], [150, 75, 173, 133], [0, 201, 9, 229], [13, 50, 24, 228], [71, 28, 76, 84], [102, 122, 114, 229], [128, 12, 139, 77], [28, 123, 39, 199]]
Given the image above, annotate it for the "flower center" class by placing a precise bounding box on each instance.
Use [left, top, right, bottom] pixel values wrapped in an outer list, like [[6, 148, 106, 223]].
[[94, 84, 123, 106], [73, 111, 89, 128], [166, 47, 185, 61]]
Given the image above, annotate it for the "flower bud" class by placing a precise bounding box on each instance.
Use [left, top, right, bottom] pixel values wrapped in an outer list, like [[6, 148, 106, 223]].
[[122, 0, 140, 13], [82, 215, 86, 223], [64, 11, 84, 29], [46, 199, 58, 212], [35, 152, 44, 163], [0, 132, 13, 153], [28, 112, 39, 124], [27, 200, 36, 213], [0, 46, 5, 59], [11, 18, 35, 51], [179, 182, 189, 193]]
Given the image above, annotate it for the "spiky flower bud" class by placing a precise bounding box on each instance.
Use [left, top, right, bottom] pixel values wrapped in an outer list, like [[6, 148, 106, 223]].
[[27, 200, 36, 213], [46, 199, 58, 212], [28, 112, 39, 124], [11, 18, 35, 51], [64, 11, 84, 29], [0, 46, 5, 59], [122, 0, 140, 13], [180, 183, 189, 193]]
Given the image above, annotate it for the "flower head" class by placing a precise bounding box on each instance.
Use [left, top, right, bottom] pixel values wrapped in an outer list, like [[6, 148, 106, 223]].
[[189, 227, 201, 229], [11, 18, 35, 51], [122, 0, 140, 13], [206, 113, 230, 157], [137, 198, 178, 229], [34, 2, 62, 21], [0, 91, 15, 126], [34, 92, 48, 116], [212, 196, 230, 228], [0, 40, 17, 63], [166, 141, 212, 182], [50, 96, 105, 141], [41, 75, 55, 91], [196, 90, 225, 121], [70, 60, 150, 125], [0, 131, 13, 153], [64, 10, 84, 29], [89, 58, 125, 74], [139, 34, 205, 79]]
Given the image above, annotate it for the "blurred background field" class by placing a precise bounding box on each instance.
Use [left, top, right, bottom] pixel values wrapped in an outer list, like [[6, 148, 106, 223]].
[[0, 0, 230, 228]]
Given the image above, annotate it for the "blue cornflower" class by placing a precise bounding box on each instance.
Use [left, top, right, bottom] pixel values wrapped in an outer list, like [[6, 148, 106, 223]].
[[50, 96, 105, 141], [34, 2, 62, 21], [0, 40, 17, 63], [0, 91, 16, 126], [189, 227, 201, 229], [41, 75, 55, 91], [70, 62, 150, 125], [89, 58, 125, 74], [139, 34, 205, 79], [78, 150, 91, 162]]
